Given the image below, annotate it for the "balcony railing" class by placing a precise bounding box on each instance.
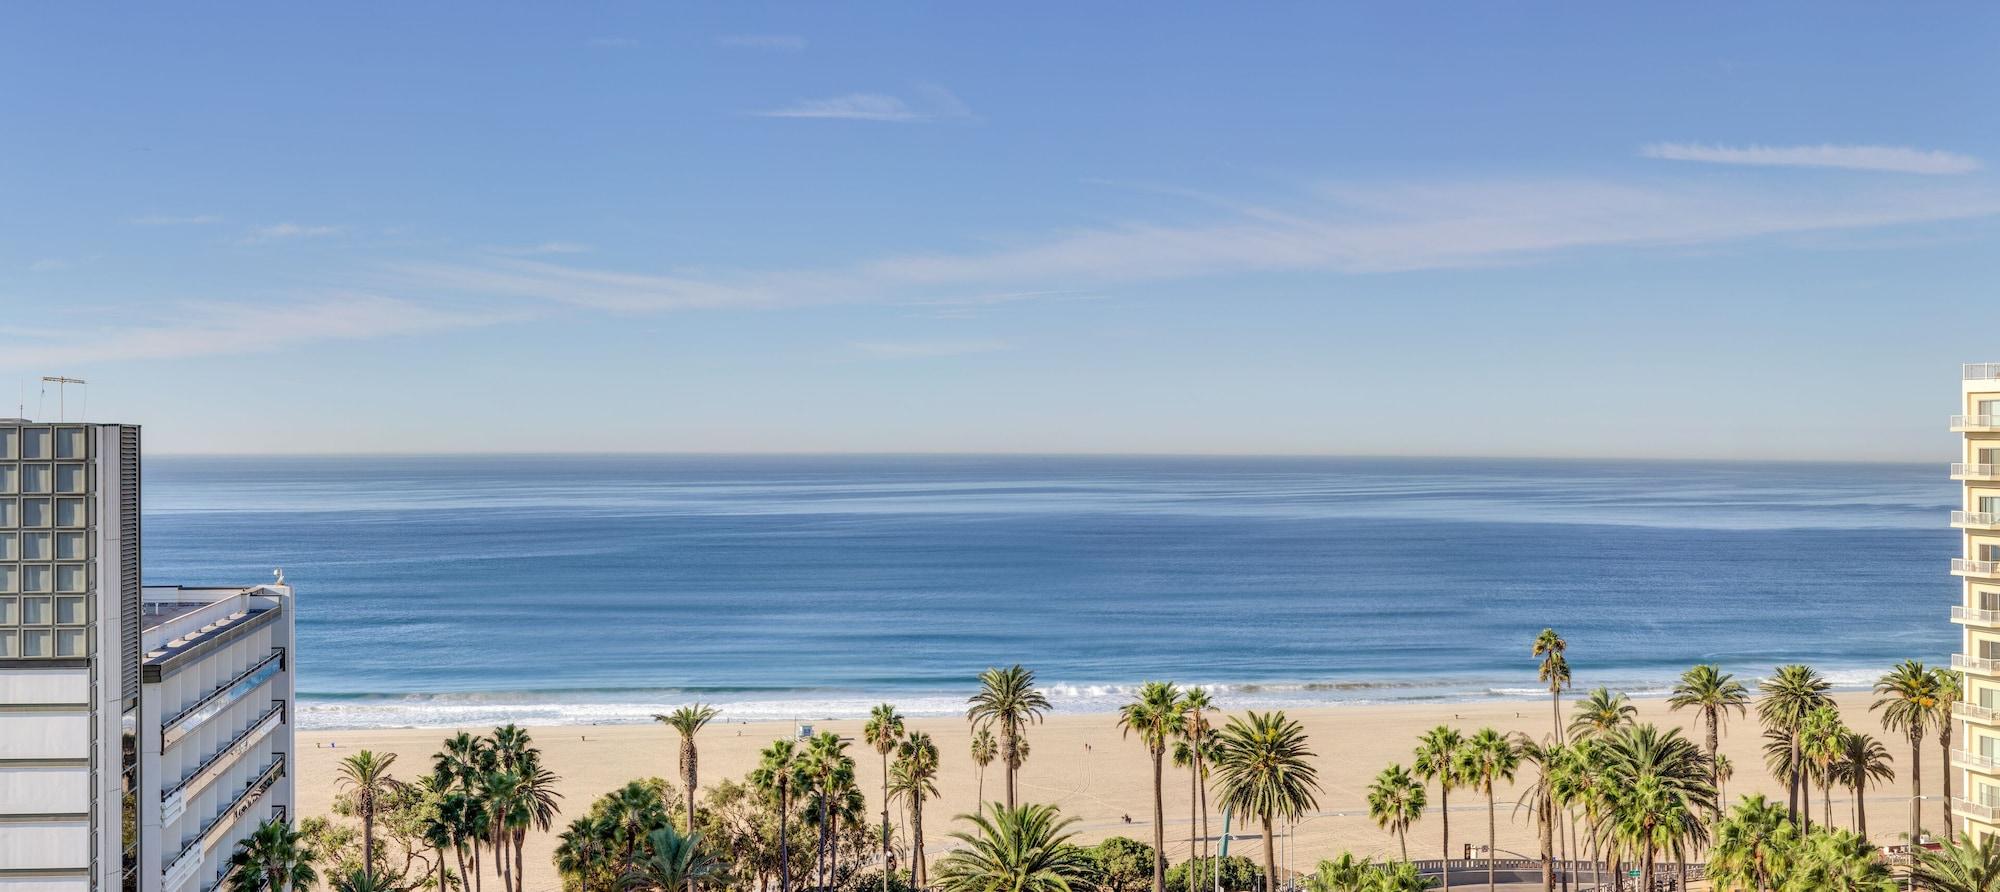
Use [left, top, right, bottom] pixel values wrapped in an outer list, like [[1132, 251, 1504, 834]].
[[1958, 702, 2000, 722], [1956, 797, 2000, 822], [1953, 653, 2000, 673], [1968, 364, 2000, 381], [1955, 512, 2000, 528], [1954, 464, 2000, 480], [1954, 749, 2000, 771], [1954, 415, 2000, 431], [1954, 606, 2000, 625], [1954, 559, 2000, 578]]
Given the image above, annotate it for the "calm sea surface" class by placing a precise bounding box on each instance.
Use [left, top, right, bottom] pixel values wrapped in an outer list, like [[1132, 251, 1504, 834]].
[[138, 455, 1958, 729]]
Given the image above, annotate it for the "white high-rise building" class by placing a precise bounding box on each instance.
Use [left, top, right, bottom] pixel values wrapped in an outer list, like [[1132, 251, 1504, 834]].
[[0, 421, 295, 892]]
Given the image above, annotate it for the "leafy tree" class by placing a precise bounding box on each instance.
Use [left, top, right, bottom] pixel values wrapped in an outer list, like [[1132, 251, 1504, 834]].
[[932, 803, 1097, 892], [1708, 794, 1796, 892], [1454, 729, 1519, 892], [1165, 855, 1263, 892], [1777, 828, 1895, 892], [890, 732, 941, 889], [1827, 731, 1894, 837], [751, 740, 810, 892], [1598, 724, 1714, 892], [229, 819, 321, 892], [1532, 629, 1570, 744], [1910, 833, 2000, 892], [966, 665, 1053, 809], [653, 705, 721, 840], [1087, 837, 1159, 892], [618, 826, 722, 892], [1366, 765, 1425, 862], [1668, 664, 1749, 797], [1213, 711, 1321, 892], [336, 751, 405, 874], [1411, 727, 1464, 892], [1760, 665, 1831, 826], [1566, 687, 1636, 740], [1119, 681, 1185, 892], [864, 703, 906, 892]]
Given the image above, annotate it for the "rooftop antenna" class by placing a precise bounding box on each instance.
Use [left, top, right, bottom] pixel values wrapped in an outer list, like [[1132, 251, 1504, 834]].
[[40, 377, 85, 422]]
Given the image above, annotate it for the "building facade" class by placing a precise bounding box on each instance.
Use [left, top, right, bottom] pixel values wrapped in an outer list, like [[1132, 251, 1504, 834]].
[[1954, 366, 2000, 840], [0, 422, 294, 892]]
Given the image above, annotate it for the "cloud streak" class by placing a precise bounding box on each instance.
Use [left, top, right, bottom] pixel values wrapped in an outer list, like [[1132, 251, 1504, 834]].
[[852, 339, 1010, 358], [239, 222, 342, 245], [1641, 142, 1982, 175], [753, 86, 972, 122]]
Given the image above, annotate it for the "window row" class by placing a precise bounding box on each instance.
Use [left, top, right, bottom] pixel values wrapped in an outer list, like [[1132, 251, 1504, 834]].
[[0, 427, 90, 461], [0, 498, 90, 528], [0, 627, 87, 658], [0, 532, 89, 561], [0, 594, 89, 625], [0, 463, 90, 495], [0, 563, 91, 593]]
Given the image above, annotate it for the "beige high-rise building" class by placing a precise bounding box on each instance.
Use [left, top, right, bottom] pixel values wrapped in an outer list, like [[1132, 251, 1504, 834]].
[[1953, 365, 2000, 840]]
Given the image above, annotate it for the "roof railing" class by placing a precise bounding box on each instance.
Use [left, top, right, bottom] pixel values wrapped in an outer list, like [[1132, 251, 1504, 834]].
[[1966, 363, 2000, 380]]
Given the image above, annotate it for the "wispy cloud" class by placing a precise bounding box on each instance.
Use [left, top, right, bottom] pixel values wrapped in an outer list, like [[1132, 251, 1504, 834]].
[[485, 241, 593, 256], [753, 85, 972, 122], [0, 295, 520, 367], [28, 259, 70, 273], [130, 213, 222, 226], [398, 177, 2000, 314], [717, 34, 806, 51], [852, 339, 1010, 358], [239, 223, 342, 245], [1641, 142, 1982, 175]]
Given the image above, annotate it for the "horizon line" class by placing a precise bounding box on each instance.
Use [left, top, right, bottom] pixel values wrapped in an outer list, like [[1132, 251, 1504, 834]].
[[139, 449, 1947, 466]]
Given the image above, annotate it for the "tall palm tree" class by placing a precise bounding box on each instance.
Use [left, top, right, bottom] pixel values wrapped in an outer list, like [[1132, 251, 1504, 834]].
[[1597, 724, 1714, 892], [330, 870, 409, 892], [971, 727, 997, 806], [1827, 731, 1894, 838], [804, 731, 853, 888], [1784, 828, 1898, 892], [1667, 664, 1749, 797], [653, 704, 720, 835], [1933, 667, 1964, 833], [864, 703, 906, 891], [1177, 687, 1218, 892], [966, 665, 1051, 810], [335, 750, 403, 872], [1513, 737, 1565, 892], [1706, 794, 1794, 892], [1413, 726, 1466, 892], [227, 819, 320, 892], [1118, 681, 1184, 892], [1872, 659, 1937, 843], [1566, 687, 1636, 741], [1911, 833, 2000, 892], [619, 826, 722, 892], [1456, 728, 1521, 892], [1213, 711, 1322, 892], [751, 739, 808, 892], [1715, 753, 1735, 804], [892, 731, 942, 889], [932, 803, 1096, 892], [1533, 629, 1570, 744], [1759, 664, 1832, 826], [1800, 705, 1846, 831], [1366, 764, 1426, 862]]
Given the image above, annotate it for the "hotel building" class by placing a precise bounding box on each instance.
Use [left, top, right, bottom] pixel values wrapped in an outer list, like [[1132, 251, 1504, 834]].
[[0, 422, 296, 892], [1955, 365, 2000, 840]]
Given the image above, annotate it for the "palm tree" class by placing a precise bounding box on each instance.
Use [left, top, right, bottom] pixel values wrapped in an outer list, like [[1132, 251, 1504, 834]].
[[971, 727, 997, 806], [227, 819, 320, 892], [1514, 737, 1565, 892], [516, 752, 563, 892], [1118, 681, 1184, 892], [1872, 659, 1937, 843], [932, 803, 1096, 892], [804, 731, 854, 888], [1707, 794, 1794, 892], [1307, 852, 1374, 892], [330, 870, 409, 892], [653, 704, 720, 835], [864, 703, 906, 892], [1177, 687, 1218, 892], [335, 750, 403, 872], [966, 665, 1052, 810], [1566, 687, 1636, 740], [751, 738, 808, 892], [1911, 833, 2000, 892], [1934, 667, 1964, 833], [1760, 664, 1831, 826], [1800, 705, 1847, 830], [620, 826, 721, 892], [1366, 764, 1426, 862], [1828, 731, 1894, 838], [1715, 753, 1735, 803], [1667, 664, 1749, 797], [1597, 724, 1714, 892], [1456, 728, 1520, 892], [1413, 726, 1465, 892], [1784, 828, 1898, 892], [892, 731, 942, 889], [1533, 629, 1570, 743], [1213, 711, 1322, 892]]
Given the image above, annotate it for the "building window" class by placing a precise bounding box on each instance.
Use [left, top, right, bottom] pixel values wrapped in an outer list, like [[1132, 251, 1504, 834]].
[[20, 428, 48, 460], [55, 498, 85, 527]]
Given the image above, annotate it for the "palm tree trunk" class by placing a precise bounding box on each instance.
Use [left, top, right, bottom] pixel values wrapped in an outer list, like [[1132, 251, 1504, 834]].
[[363, 801, 376, 874], [1261, 814, 1277, 892], [471, 843, 481, 892], [514, 830, 524, 892], [911, 798, 926, 890], [829, 807, 842, 887], [1151, 747, 1167, 892], [1639, 844, 1653, 892], [1198, 749, 1211, 891], [1856, 776, 1868, 838], [1399, 826, 1409, 863], [1942, 731, 1955, 835], [1003, 724, 1018, 809], [1800, 767, 1811, 832], [1790, 739, 1804, 826], [1441, 787, 1452, 892], [881, 750, 892, 892], [1821, 777, 1832, 831], [1188, 760, 1199, 892], [1707, 714, 1721, 805], [1539, 791, 1553, 892], [779, 790, 792, 892], [1487, 787, 1497, 892], [686, 748, 700, 892]]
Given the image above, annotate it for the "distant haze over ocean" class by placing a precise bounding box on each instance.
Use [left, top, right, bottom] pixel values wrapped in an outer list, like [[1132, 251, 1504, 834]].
[[140, 455, 1957, 729]]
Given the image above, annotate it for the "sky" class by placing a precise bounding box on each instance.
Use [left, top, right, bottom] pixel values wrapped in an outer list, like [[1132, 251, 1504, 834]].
[[1, 5, 1996, 459]]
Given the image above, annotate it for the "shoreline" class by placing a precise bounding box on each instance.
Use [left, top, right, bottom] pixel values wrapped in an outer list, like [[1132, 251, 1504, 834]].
[[298, 690, 1932, 892]]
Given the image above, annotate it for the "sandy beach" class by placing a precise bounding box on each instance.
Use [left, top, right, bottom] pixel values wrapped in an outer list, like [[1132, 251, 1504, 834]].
[[296, 690, 1934, 891]]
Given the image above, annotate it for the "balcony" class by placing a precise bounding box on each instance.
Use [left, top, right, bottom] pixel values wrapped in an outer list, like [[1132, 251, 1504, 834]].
[[1956, 512, 2000, 530], [1954, 416, 2000, 432], [1955, 464, 2000, 481], [1955, 797, 2000, 822], [1954, 749, 2000, 772], [1968, 364, 2000, 381], [1954, 559, 2000, 578], [1954, 606, 2000, 626], [1958, 702, 2000, 723], [1953, 653, 2000, 674]]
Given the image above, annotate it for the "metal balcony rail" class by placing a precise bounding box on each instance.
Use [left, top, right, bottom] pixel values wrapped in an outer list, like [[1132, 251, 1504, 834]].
[[1958, 702, 2000, 722], [1966, 364, 2000, 381], [1954, 512, 2000, 527], [1953, 559, 2000, 577], [1955, 797, 2000, 821], [1953, 464, 2000, 478], [1954, 606, 2000, 625], [1953, 415, 2000, 429], [1954, 653, 2000, 673], [1954, 749, 2000, 771]]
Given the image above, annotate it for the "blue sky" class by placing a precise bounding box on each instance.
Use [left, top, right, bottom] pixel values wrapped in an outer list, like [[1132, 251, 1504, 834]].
[[2, 5, 1996, 458]]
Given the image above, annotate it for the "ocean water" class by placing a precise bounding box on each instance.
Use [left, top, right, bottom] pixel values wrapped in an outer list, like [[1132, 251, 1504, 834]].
[[137, 455, 1959, 730]]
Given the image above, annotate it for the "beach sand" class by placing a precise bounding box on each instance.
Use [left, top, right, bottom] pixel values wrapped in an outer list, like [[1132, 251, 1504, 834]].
[[297, 691, 1934, 891]]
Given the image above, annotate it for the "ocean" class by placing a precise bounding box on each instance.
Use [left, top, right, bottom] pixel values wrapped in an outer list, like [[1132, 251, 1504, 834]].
[[138, 455, 1958, 730]]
